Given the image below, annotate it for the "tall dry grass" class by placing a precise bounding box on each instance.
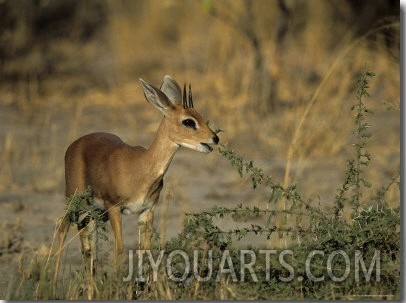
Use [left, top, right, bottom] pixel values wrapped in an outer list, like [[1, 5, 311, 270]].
[[0, 0, 399, 193], [0, 0, 400, 299]]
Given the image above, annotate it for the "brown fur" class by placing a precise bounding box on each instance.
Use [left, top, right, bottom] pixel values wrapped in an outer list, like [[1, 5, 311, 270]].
[[52, 76, 219, 295]]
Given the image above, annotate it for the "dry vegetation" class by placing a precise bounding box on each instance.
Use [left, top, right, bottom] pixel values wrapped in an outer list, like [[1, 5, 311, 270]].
[[0, 0, 400, 299]]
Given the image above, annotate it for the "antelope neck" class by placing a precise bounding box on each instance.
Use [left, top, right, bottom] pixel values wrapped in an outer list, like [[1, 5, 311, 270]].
[[144, 118, 179, 176]]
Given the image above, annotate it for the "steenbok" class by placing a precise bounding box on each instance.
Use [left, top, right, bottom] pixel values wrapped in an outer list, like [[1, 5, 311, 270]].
[[53, 75, 219, 293]]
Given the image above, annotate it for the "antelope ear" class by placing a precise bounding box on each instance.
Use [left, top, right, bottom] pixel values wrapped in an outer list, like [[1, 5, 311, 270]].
[[160, 75, 182, 106], [139, 79, 173, 115]]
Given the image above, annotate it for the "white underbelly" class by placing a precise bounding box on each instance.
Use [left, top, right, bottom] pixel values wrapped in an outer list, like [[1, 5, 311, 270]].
[[120, 199, 153, 215], [93, 197, 152, 215]]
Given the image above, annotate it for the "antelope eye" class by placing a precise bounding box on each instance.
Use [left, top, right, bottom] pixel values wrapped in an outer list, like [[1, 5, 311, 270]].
[[182, 119, 196, 129]]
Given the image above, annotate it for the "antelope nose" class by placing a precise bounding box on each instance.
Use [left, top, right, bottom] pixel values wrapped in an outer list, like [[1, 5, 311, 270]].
[[213, 134, 219, 145]]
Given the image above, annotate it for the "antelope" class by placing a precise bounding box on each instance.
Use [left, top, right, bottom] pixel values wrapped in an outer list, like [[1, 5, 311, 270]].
[[53, 75, 219, 291]]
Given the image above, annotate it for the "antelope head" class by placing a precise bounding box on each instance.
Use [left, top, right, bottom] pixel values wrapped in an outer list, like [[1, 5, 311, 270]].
[[139, 75, 219, 153]]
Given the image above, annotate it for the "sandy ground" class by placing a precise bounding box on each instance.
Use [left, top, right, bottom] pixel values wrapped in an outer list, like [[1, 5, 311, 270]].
[[0, 81, 399, 296]]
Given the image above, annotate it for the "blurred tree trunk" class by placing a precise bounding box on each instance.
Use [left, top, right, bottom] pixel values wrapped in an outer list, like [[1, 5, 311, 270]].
[[208, 0, 292, 114], [242, 0, 268, 112], [265, 0, 291, 113]]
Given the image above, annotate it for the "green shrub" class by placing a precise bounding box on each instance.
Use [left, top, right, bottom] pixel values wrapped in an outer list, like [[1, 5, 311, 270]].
[[5, 69, 399, 300]]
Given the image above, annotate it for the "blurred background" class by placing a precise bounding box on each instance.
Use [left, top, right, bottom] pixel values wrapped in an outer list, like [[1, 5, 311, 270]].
[[0, 0, 400, 265]]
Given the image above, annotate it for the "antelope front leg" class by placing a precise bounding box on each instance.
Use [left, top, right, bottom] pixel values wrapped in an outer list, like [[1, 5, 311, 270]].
[[108, 205, 123, 264], [138, 208, 154, 250]]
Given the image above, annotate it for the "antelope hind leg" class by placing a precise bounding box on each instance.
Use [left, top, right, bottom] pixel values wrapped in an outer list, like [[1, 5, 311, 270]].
[[52, 215, 71, 297], [78, 214, 98, 275]]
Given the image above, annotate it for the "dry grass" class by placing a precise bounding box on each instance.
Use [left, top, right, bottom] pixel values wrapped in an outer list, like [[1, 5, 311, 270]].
[[0, 1, 399, 191], [0, 0, 400, 299]]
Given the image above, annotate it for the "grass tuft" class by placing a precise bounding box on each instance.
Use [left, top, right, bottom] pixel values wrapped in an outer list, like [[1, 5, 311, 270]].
[[4, 68, 399, 300]]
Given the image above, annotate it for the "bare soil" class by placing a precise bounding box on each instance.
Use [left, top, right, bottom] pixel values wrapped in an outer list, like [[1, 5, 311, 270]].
[[0, 1, 400, 297], [0, 89, 399, 294]]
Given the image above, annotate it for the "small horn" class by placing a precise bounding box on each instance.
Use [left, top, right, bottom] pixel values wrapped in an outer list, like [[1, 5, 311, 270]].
[[182, 83, 188, 109], [188, 84, 194, 108]]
